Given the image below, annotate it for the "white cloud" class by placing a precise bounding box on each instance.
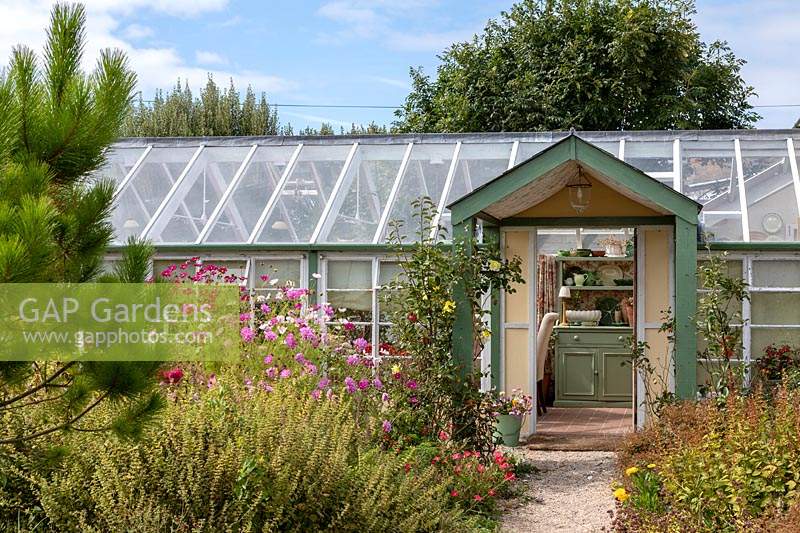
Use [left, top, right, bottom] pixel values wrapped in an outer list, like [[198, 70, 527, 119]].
[[365, 75, 410, 90], [315, 0, 472, 52], [122, 23, 153, 40], [0, 0, 292, 99], [195, 50, 227, 65]]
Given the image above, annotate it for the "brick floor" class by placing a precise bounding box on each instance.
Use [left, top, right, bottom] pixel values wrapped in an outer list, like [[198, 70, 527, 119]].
[[535, 406, 633, 437]]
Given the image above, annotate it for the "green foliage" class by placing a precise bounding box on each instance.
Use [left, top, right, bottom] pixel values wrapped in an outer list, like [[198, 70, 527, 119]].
[[394, 0, 759, 132], [617, 385, 800, 531], [27, 384, 476, 532], [385, 198, 523, 453], [0, 3, 160, 445], [696, 251, 749, 398]]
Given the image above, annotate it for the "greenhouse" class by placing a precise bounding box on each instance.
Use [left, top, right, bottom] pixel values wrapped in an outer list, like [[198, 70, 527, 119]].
[[101, 129, 800, 432]]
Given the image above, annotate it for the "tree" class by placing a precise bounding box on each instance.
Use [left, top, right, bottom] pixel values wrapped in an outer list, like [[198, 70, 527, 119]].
[[0, 3, 161, 444], [394, 0, 759, 132]]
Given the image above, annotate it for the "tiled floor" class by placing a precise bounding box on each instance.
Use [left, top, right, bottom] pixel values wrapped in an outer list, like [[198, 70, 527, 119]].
[[535, 406, 633, 437]]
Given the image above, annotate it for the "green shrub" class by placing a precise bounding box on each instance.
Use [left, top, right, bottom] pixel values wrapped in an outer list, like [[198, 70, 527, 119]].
[[33, 384, 478, 532], [616, 386, 800, 531]]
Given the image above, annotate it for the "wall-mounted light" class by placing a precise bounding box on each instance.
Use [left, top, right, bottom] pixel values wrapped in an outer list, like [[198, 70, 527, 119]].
[[567, 166, 592, 214]]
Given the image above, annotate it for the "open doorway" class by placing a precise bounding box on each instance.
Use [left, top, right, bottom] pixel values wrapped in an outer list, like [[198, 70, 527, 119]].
[[530, 226, 636, 446]]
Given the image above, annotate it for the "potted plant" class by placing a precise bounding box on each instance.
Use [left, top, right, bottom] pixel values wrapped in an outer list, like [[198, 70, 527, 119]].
[[491, 389, 533, 446]]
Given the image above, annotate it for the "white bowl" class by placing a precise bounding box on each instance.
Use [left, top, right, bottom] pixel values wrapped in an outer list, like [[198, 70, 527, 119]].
[[566, 310, 602, 323]]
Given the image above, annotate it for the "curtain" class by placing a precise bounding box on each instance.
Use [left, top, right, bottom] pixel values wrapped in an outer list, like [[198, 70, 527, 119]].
[[536, 254, 558, 376]]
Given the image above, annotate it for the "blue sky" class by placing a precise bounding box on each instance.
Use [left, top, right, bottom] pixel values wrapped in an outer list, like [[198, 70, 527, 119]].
[[1, 0, 798, 131]]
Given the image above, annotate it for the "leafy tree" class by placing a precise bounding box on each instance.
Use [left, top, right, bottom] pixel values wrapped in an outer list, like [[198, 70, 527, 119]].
[[395, 0, 759, 132], [0, 3, 161, 445], [123, 76, 281, 136]]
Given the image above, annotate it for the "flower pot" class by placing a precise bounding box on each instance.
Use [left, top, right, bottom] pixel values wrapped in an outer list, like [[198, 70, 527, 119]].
[[494, 414, 523, 446]]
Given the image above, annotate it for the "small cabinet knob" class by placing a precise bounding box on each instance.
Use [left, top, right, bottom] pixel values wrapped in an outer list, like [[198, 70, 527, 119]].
[[594, 370, 599, 375], [573, 335, 579, 341]]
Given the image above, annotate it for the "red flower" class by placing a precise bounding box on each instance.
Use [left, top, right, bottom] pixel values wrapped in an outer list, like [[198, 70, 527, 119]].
[[504, 471, 516, 481], [404, 463, 411, 473], [488, 489, 496, 497], [161, 367, 183, 384], [407, 312, 418, 323], [450, 489, 459, 497], [473, 494, 483, 502]]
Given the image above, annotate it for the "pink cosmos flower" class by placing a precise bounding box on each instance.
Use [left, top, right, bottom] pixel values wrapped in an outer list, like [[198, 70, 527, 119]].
[[473, 495, 483, 502], [206, 373, 217, 389], [263, 354, 273, 365], [353, 337, 369, 352], [310, 389, 322, 400], [161, 367, 183, 384], [260, 303, 271, 314], [284, 333, 297, 349], [450, 490, 459, 497], [381, 392, 390, 403], [279, 368, 291, 379], [438, 430, 449, 441], [317, 377, 330, 389], [346, 354, 360, 366], [372, 377, 383, 389], [264, 330, 278, 341], [266, 367, 278, 379], [406, 379, 418, 390], [409, 396, 419, 405], [239, 313, 251, 322], [299, 326, 316, 341], [240, 326, 255, 343], [294, 353, 306, 364], [382, 420, 392, 433], [344, 376, 357, 394], [260, 274, 270, 281], [357, 378, 370, 390], [304, 363, 318, 375], [343, 321, 355, 331]]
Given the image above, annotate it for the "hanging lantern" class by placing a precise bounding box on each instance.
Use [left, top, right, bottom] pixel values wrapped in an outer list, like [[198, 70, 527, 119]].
[[567, 166, 592, 214]]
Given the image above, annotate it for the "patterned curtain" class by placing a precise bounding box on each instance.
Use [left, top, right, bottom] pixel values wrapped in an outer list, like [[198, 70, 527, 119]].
[[536, 254, 558, 376]]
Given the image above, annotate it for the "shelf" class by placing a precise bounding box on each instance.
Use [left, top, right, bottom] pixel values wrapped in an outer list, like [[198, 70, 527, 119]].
[[555, 256, 633, 262], [566, 285, 633, 290]]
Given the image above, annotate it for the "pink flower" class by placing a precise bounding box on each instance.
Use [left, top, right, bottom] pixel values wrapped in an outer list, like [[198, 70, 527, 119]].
[[260, 274, 270, 281], [409, 396, 419, 405], [406, 379, 418, 390], [294, 353, 306, 364], [473, 494, 483, 502], [206, 373, 217, 389], [260, 303, 271, 314], [240, 326, 255, 342], [304, 363, 317, 375], [263, 354, 273, 365], [357, 378, 370, 390], [488, 489, 496, 497], [279, 368, 291, 379], [264, 330, 278, 341], [161, 367, 183, 384], [382, 419, 392, 433], [343, 321, 355, 331], [450, 490, 459, 497], [344, 376, 357, 394], [372, 377, 383, 389], [353, 337, 369, 352], [284, 333, 297, 349], [346, 354, 360, 366], [299, 326, 316, 341], [381, 392, 390, 403], [317, 377, 330, 389], [504, 471, 515, 481], [266, 367, 278, 379], [310, 389, 322, 400], [438, 430, 449, 441], [239, 313, 251, 322]]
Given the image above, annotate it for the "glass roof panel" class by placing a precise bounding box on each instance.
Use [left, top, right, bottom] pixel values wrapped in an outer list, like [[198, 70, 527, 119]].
[[147, 146, 251, 243], [700, 211, 744, 241], [381, 143, 456, 242], [94, 147, 146, 186], [624, 140, 673, 184], [111, 146, 197, 242], [204, 145, 296, 243], [255, 144, 350, 243], [515, 142, 553, 163], [685, 141, 739, 209], [741, 140, 799, 242], [446, 143, 513, 204], [318, 144, 406, 243]]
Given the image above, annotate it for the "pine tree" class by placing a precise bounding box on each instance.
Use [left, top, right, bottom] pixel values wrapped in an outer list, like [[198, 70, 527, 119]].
[[0, 3, 161, 444]]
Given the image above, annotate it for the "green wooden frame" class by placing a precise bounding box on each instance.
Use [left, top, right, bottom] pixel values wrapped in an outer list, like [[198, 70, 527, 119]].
[[448, 134, 702, 400]]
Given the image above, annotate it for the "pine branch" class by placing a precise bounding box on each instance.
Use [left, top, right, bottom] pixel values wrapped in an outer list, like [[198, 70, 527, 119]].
[[0, 361, 75, 407]]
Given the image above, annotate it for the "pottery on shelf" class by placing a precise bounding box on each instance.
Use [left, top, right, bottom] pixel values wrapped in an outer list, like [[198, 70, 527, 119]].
[[573, 273, 586, 286], [566, 310, 602, 324]]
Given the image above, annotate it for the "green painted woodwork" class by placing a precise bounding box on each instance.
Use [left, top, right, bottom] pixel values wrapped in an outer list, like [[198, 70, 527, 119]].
[[449, 135, 702, 225], [674, 217, 698, 399], [601, 350, 634, 400], [307, 251, 319, 305], [705, 242, 800, 251], [559, 350, 596, 399], [483, 226, 502, 389], [555, 326, 632, 404], [452, 218, 475, 379]]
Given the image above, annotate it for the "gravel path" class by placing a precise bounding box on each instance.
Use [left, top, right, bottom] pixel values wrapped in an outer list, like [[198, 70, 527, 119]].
[[501, 450, 616, 533]]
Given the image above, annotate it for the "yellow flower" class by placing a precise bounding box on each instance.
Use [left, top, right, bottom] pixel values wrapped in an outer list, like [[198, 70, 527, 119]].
[[442, 300, 456, 314], [647, 463, 656, 469], [488, 259, 501, 272], [391, 364, 401, 374], [481, 329, 491, 339], [625, 466, 640, 477], [613, 487, 630, 502]]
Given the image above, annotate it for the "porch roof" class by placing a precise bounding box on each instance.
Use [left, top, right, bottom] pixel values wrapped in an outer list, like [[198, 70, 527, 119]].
[[448, 134, 702, 225]]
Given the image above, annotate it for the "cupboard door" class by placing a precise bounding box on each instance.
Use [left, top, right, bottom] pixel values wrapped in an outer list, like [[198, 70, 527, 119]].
[[600, 349, 632, 401], [559, 349, 596, 400]]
